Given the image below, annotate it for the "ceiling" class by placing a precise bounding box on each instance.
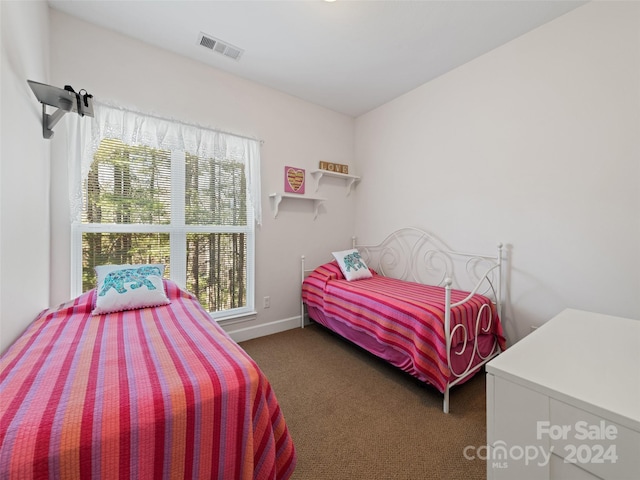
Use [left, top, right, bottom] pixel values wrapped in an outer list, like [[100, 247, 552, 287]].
[[48, 0, 586, 117]]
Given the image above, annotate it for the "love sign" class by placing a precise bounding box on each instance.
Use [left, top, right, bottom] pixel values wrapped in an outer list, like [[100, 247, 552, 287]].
[[319, 161, 349, 174], [284, 166, 305, 194]]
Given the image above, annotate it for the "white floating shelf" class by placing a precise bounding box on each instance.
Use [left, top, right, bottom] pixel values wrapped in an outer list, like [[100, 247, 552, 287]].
[[268, 193, 326, 220], [310, 170, 360, 196]]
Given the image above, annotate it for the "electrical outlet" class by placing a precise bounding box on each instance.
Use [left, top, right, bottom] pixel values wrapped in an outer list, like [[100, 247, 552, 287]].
[[263, 296, 271, 309]]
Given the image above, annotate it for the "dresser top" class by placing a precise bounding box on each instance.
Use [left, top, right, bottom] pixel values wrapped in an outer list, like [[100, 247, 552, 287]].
[[487, 309, 640, 430]]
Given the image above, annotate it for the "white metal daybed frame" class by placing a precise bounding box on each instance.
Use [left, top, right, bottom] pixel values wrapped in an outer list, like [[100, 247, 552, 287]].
[[301, 227, 504, 413]]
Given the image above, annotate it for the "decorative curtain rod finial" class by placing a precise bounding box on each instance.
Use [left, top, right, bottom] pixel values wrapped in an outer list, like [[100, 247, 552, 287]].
[[27, 80, 94, 139]]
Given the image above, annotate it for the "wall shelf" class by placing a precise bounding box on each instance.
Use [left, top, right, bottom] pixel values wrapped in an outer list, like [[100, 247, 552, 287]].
[[268, 193, 326, 220], [310, 170, 360, 196]]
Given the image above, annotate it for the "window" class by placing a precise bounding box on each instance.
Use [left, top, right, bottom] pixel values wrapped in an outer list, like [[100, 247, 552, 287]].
[[70, 105, 261, 319]]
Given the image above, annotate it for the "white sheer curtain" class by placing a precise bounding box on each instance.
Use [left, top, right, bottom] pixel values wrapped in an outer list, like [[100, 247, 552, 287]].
[[67, 101, 262, 225]]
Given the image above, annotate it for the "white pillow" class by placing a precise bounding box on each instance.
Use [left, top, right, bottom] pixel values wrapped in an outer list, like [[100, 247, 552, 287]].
[[92, 264, 170, 315], [331, 249, 372, 281]]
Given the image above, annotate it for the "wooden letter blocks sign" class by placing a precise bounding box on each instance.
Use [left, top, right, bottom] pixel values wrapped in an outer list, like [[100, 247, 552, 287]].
[[319, 161, 349, 174]]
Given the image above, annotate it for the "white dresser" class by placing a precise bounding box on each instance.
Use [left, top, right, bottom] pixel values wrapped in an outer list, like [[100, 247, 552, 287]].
[[486, 309, 640, 480]]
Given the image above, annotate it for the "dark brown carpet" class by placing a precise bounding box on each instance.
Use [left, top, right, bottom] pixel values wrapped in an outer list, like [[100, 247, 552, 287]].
[[240, 324, 487, 480]]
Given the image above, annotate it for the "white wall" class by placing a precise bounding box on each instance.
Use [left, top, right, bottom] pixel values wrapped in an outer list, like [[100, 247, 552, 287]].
[[0, 1, 51, 354], [354, 1, 640, 343], [49, 11, 356, 340]]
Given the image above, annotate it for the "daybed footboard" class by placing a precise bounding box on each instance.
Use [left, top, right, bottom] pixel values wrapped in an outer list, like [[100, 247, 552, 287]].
[[301, 227, 505, 413]]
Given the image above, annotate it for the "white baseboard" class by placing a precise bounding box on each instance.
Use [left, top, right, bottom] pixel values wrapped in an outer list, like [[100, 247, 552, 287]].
[[223, 315, 301, 343]]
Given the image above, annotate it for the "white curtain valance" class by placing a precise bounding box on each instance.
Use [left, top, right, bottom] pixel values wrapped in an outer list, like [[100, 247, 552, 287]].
[[67, 102, 262, 225]]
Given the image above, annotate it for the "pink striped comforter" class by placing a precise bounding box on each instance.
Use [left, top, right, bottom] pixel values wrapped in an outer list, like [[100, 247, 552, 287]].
[[302, 262, 506, 393], [0, 280, 296, 479]]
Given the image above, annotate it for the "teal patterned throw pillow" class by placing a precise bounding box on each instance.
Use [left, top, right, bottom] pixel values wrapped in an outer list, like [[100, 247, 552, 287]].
[[331, 249, 373, 281], [92, 264, 170, 315]]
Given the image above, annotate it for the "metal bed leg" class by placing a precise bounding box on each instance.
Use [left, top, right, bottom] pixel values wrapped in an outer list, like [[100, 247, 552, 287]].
[[443, 386, 450, 414]]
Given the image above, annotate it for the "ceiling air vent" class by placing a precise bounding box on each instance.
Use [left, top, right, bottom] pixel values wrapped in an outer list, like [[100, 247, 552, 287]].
[[198, 32, 244, 61]]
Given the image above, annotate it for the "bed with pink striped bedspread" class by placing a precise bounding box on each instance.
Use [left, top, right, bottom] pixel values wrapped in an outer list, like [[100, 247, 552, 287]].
[[302, 262, 506, 393], [0, 280, 296, 480]]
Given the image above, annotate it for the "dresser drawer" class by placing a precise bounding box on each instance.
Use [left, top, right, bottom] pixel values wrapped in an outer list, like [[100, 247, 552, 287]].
[[548, 399, 640, 479], [549, 453, 599, 479], [487, 376, 550, 480]]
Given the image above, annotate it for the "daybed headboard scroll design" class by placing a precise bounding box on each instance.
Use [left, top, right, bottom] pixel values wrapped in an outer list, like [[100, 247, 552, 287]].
[[354, 227, 502, 304]]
